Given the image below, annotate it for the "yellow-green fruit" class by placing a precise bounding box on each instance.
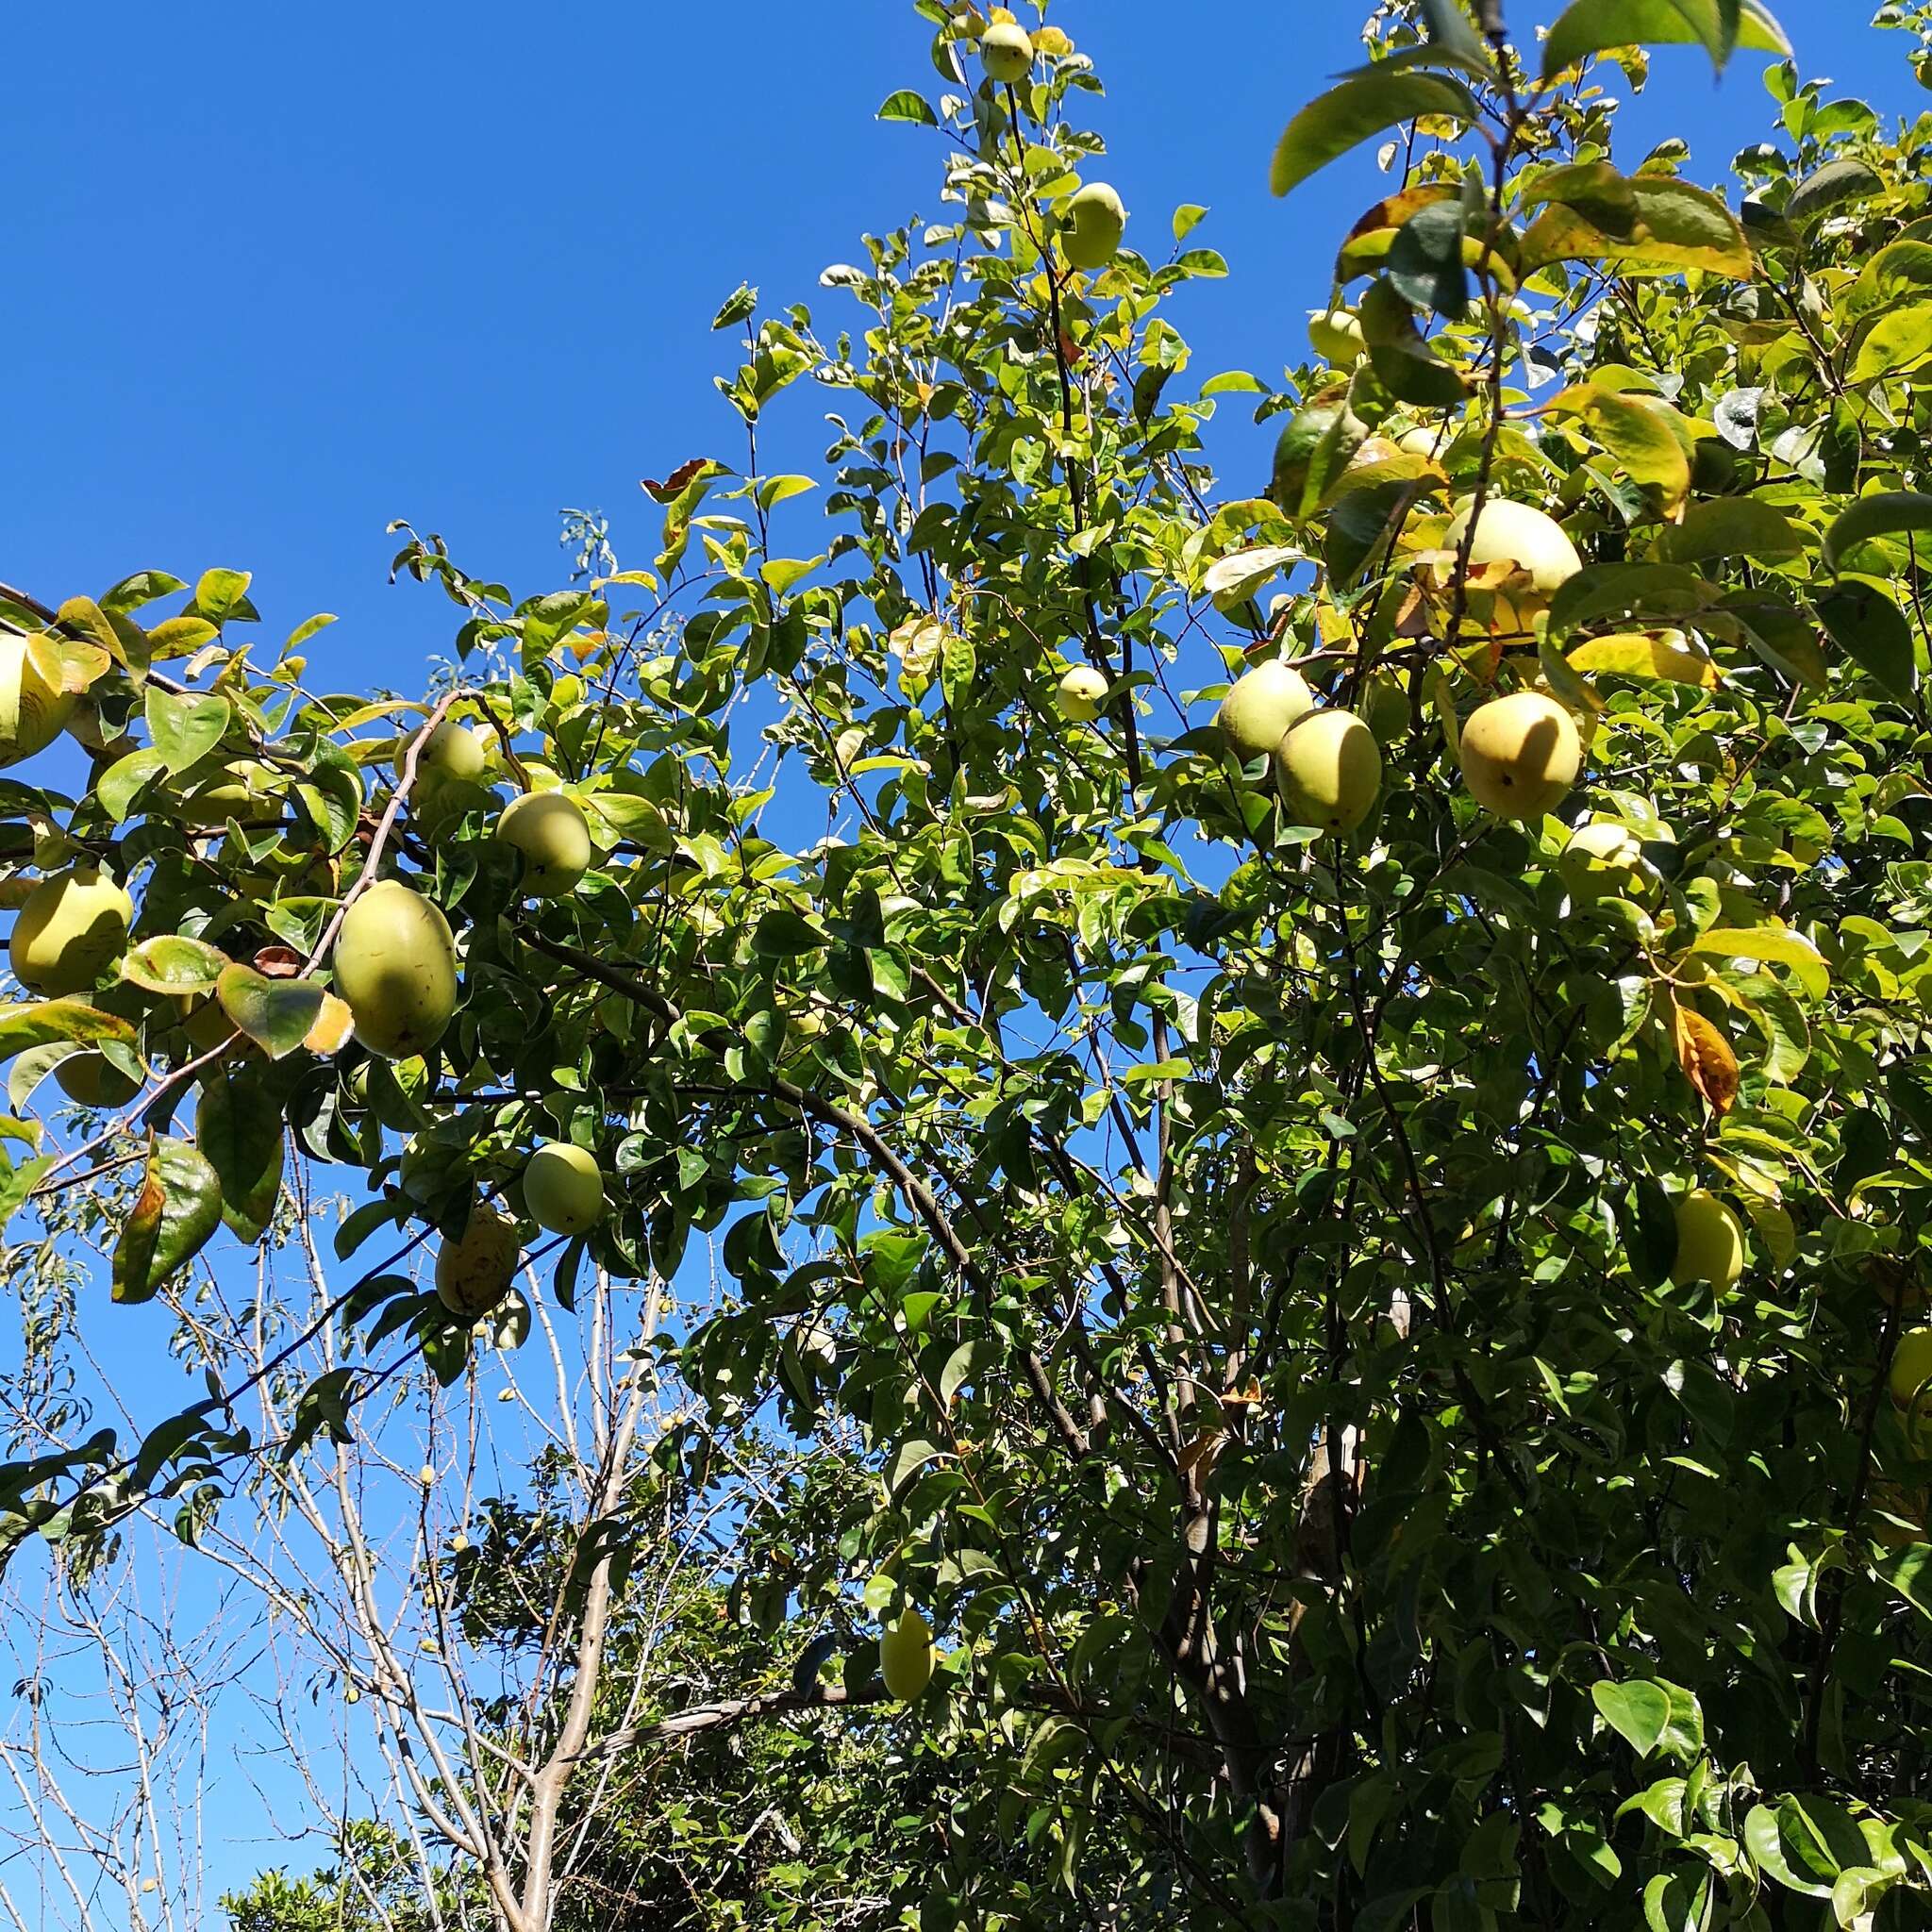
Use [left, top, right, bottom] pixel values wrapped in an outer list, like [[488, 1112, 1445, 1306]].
[[1558, 819, 1647, 902], [1307, 308, 1367, 364], [10, 869, 134, 997], [1890, 1327, 1932, 1409], [880, 1607, 937, 1702], [1055, 665, 1109, 723], [1063, 182, 1125, 270], [1442, 497, 1583, 593], [980, 20, 1033, 81], [524, 1141, 606, 1237], [420, 720, 491, 783], [435, 1200, 522, 1320], [332, 879, 458, 1061], [1458, 692, 1582, 821], [1273, 709, 1382, 836], [0, 631, 76, 768], [54, 1051, 141, 1108], [1394, 425, 1446, 459], [1672, 1189, 1745, 1291], [1218, 660, 1314, 760], [181, 759, 280, 829], [495, 792, 592, 899]]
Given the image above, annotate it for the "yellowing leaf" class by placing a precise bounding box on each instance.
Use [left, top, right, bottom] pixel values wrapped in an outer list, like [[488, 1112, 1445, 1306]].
[[1567, 632, 1719, 687], [1673, 1005, 1740, 1116], [1689, 926, 1829, 1001], [303, 992, 357, 1058]]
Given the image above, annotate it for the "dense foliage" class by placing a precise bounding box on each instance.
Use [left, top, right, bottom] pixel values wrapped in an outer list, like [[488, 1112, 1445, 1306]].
[[13, 0, 1932, 1924]]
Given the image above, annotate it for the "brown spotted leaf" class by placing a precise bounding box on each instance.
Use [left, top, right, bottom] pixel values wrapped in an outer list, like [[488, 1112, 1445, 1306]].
[[1674, 1004, 1740, 1116]]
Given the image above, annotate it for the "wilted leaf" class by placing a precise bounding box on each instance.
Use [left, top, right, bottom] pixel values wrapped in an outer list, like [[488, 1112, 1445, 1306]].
[[1674, 1005, 1740, 1115]]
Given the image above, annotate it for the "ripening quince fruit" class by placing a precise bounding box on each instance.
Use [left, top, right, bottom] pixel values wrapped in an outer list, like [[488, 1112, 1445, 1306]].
[[880, 1607, 937, 1702], [0, 630, 76, 769], [1394, 425, 1448, 459], [1055, 664, 1109, 723], [420, 720, 491, 783], [435, 1199, 522, 1320], [332, 879, 458, 1061], [54, 1050, 142, 1108], [980, 20, 1034, 82], [1062, 182, 1125, 270], [524, 1141, 606, 1237], [1458, 692, 1581, 821], [1218, 660, 1313, 761], [1890, 1327, 1932, 1411], [1558, 819, 1648, 902], [10, 868, 133, 997], [495, 792, 592, 900], [179, 759, 281, 830], [1307, 308, 1367, 365], [1672, 1189, 1745, 1291], [1441, 497, 1583, 594], [1274, 709, 1381, 835]]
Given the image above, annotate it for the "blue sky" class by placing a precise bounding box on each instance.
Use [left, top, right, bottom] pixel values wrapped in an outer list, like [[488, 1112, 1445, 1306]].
[[5, 1, 1911, 675], [1, 0, 1921, 1917]]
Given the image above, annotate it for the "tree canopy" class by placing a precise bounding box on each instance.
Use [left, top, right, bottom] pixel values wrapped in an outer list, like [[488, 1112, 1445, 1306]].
[[11, 0, 1932, 1925]]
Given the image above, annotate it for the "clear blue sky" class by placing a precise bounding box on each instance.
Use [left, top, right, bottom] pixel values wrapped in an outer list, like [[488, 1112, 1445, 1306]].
[[0, 0, 1914, 1916], [4, 2, 1908, 678]]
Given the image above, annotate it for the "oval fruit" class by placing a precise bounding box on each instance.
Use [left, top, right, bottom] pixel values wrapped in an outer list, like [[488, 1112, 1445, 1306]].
[[980, 19, 1033, 81], [54, 1050, 142, 1108], [1055, 665, 1109, 723], [1307, 308, 1366, 364], [1890, 1326, 1932, 1410], [495, 792, 592, 900], [1458, 692, 1581, 821], [1273, 709, 1381, 835], [524, 1141, 606, 1237], [0, 630, 76, 768], [1218, 660, 1314, 760], [1442, 497, 1583, 593], [1063, 182, 1125, 270], [880, 1607, 937, 1702], [10, 869, 134, 997], [1672, 1189, 1745, 1291], [332, 879, 458, 1061], [420, 720, 491, 783], [180, 759, 280, 830], [1558, 819, 1647, 902], [435, 1199, 522, 1320]]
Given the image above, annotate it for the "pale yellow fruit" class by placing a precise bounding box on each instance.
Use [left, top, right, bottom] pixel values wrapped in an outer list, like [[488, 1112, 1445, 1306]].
[[1273, 709, 1381, 835], [10, 869, 133, 997], [420, 720, 491, 783], [1458, 692, 1581, 821], [1890, 1328, 1932, 1410], [1307, 308, 1367, 364], [1558, 819, 1647, 902], [435, 1200, 522, 1320], [1394, 425, 1446, 459], [1055, 665, 1109, 723], [1442, 497, 1583, 593], [1063, 182, 1125, 270], [524, 1141, 606, 1237], [332, 879, 458, 1061], [495, 792, 591, 899], [1672, 1189, 1745, 1291], [980, 20, 1034, 81], [54, 1051, 141, 1108], [1218, 660, 1314, 760], [880, 1607, 937, 1702], [0, 630, 76, 768]]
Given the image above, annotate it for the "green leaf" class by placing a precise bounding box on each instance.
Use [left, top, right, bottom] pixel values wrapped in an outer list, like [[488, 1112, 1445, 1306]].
[[1745, 1804, 1833, 1896], [215, 966, 325, 1059], [1591, 1678, 1673, 1758], [876, 90, 939, 127], [120, 936, 231, 996], [753, 910, 829, 958], [1654, 498, 1802, 564], [111, 1138, 224, 1305], [1815, 581, 1919, 698], [195, 1064, 286, 1245], [1786, 158, 1883, 227], [0, 1000, 138, 1066], [1689, 926, 1828, 1000], [1270, 70, 1479, 199], [1541, 0, 1790, 84], [0, 1154, 52, 1235], [143, 688, 232, 777], [189, 568, 256, 625], [1521, 176, 1752, 278], [96, 747, 168, 824], [1850, 302, 1932, 384], [1822, 492, 1932, 575]]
